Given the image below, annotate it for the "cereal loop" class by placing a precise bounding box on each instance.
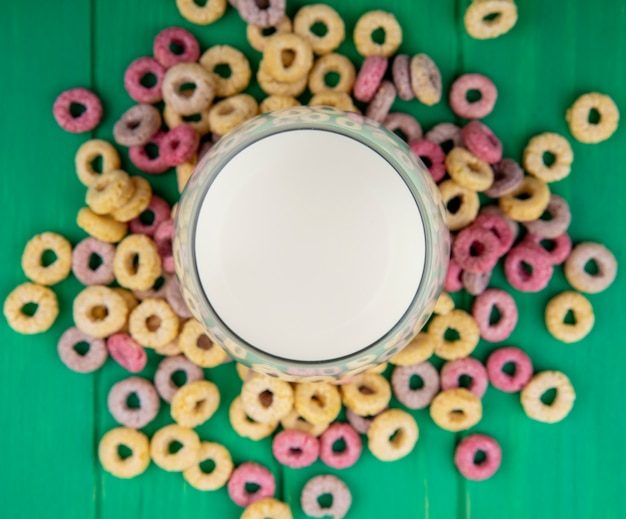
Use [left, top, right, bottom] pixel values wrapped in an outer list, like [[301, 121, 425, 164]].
[[77, 208, 128, 243], [237, 0, 286, 28], [86, 170, 135, 215], [257, 61, 308, 97], [464, 0, 518, 40], [472, 288, 518, 342], [524, 194, 571, 239], [486, 346, 533, 392], [521, 371, 575, 423], [162, 63, 216, 116], [280, 408, 329, 437], [227, 462, 276, 507], [566, 92, 619, 144], [294, 382, 341, 425], [300, 475, 351, 519], [410, 53, 442, 106], [260, 95, 300, 113], [230, 396, 279, 440], [367, 409, 418, 461], [150, 424, 201, 471], [263, 33, 313, 83], [353, 10, 402, 57], [308, 53, 355, 94], [449, 74, 497, 119], [498, 176, 550, 222], [242, 373, 294, 423], [98, 427, 150, 478], [73, 285, 128, 338], [272, 429, 319, 468], [75, 139, 121, 187], [53, 87, 102, 133], [106, 333, 148, 373], [340, 373, 391, 416], [430, 388, 483, 432], [454, 434, 502, 481], [428, 309, 480, 360], [294, 4, 345, 55], [107, 377, 159, 428], [391, 362, 440, 410], [113, 234, 162, 291], [485, 158, 524, 198], [389, 332, 436, 366], [319, 422, 362, 469], [504, 244, 553, 292], [124, 57, 166, 104], [21, 232, 72, 286], [4, 283, 58, 334], [58, 327, 108, 373], [446, 147, 494, 192], [564, 242, 617, 293], [129, 195, 171, 237], [242, 498, 293, 519], [176, 0, 227, 25], [209, 94, 259, 135], [545, 291, 594, 343], [111, 177, 153, 223], [523, 132, 573, 183], [129, 298, 179, 348], [440, 357, 489, 398], [154, 355, 204, 403], [179, 318, 228, 367], [438, 179, 480, 231], [171, 380, 220, 427], [434, 292, 455, 315], [200, 45, 252, 97], [246, 17, 292, 53], [183, 442, 233, 491]]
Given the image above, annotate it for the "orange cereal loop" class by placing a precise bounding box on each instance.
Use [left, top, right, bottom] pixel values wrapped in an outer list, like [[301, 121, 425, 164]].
[[428, 309, 480, 360], [309, 91, 358, 112], [199, 45, 252, 97], [430, 388, 482, 431], [163, 103, 211, 136], [110, 176, 152, 223], [176, 155, 197, 194], [113, 234, 162, 291], [294, 382, 341, 425], [446, 147, 494, 192], [340, 373, 391, 416], [150, 424, 200, 472], [128, 298, 179, 348], [77, 208, 128, 243], [257, 62, 308, 97], [176, 0, 227, 25], [75, 139, 121, 187], [438, 179, 480, 231], [241, 373, 295, 423], [183, 442, 233, 491], [280, 408, 329, 437], [208, 94, 259, 136], [353, 10, 402, 57], [259, 95, 300, 113], [230, 396, 279, 440], [85, 169, 135, 215], [171, 380, 220, 427], [434, 291, 454, 315], [263, 33, 313, 83], [4, 283, 59, 334], [293, 4, 345, 55], [179, 318, 228, 367], [246, 17, 293, 53], [464, 0, 518, 40], [566, 92, 619, 144], [498, 176, 550, 222], [73, 285, 128, 338], [522, 133, 573, 183], [98, 427, 150, 479], [308, 53, 356, 95], [389, 333, 436, 366], [545, 291, 594, 343], [21, 232, 72, 286]]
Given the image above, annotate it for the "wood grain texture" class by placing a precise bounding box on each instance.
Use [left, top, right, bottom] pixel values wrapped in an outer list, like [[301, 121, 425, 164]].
[[1, 0, 625, 518]]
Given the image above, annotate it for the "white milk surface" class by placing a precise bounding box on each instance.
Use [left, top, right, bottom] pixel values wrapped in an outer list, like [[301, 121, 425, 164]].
[[195, 129, 425, 361]]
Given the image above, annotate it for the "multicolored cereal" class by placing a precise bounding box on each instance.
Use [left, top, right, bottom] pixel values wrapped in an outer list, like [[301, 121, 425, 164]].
[[444, 258, 464, 293], [545, 291, 594, 343], [566, 92, 619, 144], [129, 195, 171, 237], [472, 288, 518, 342], [257, 61, 308, 97], [473, 213, 515, 255], [462, 270, 492, 296], [449, 73, 497, 119], [454, 434, 502, 481], [128, 131, 170, 174], [430, 388, 483, 432], [319, 422, 362, 469], [171, 379, 220, 427], [564, 242, 617, 293], [53, 87, 102, 133], [367, 408, 418, 462], [524, 194, 571, 239], [353, 10, 402, 57], [272, 429, 320, 468], [98, 427, 150, 478], [521, 371, 575, 423], [280, 408, 329, 437], [300, 474, 351, 519], [391, 361, 439, 410], [523, 132, 573, 183], [183, 441, 233, 491], [523, 232, 572, 265], [150, 424, 201, 471], [425, 122, 465, 150], [208, 94, 259, 135], [107, 376, 159, 428], [227, 461, 276, 507], [486, 346, 533, 392], [440, 357, 488, 398], [77, 208, 128, 243]]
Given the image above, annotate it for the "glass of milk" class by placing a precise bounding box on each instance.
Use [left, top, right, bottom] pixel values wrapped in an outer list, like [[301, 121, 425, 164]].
[[174, 106, 449, 382]]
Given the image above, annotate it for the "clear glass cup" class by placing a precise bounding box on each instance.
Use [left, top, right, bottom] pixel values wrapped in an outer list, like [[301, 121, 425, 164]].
[[174, 106, 449, 382]]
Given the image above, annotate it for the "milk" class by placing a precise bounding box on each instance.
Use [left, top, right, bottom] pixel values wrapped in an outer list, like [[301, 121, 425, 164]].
[[194, 129, 426, 362]]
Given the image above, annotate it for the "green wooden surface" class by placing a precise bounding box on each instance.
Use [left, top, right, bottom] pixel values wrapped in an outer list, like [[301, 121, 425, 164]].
[[1, 0, 625, 517]]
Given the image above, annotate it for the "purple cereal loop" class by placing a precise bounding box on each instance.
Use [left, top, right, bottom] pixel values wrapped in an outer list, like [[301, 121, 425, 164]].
[[161, 124, 200, 167], [391, 54, 414, 101], [391, 362, 440, 410], [383, 113, 423, 142], [107, 376, 160, 428], [154, 355, 204, 403], [440, 358, 488, 398], [319, 422, 362, 469], [272, 430, 319, 468], [425, 122, 465, 150], [124, 57, 166, 104], [504, 243, 554, 292], [113, 104, 162, 148], [444, 257, 464, 292], [449, 73, 497, 119], [71, 237, 116, 286], [153, 27, 200, 68], [154, 219, 175, 273], [345, 407, 385, 435], [409, 139, 446, 182], [524, 194, 572, 239], [452, 225, 501, 273], [236, 0, 286, 27], [129, 195, 171, 237], [486, 346, 533, 392], [484, 158, 524, 198], [473, 213, 514, 256], [454, 434, 502, 481], [227, 462, 276, 507], [106, 333, 148, 373], [472, 289, 518, 342], [57, 326, 107, 373], [353, 56, 388, 103], [165, 276, 193, 318], [523, 233, 572, 265], [461, 120, 503, 163], [365, 80, 396, 123], [301, 474, 352, 519], [53, 87, 102, 133], [129, 131, 170, 174], [462, 269, 491, 296]]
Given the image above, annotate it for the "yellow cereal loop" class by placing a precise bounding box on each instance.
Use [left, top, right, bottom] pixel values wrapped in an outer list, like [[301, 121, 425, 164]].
[[113, 234, 162, 291], [200, 45, 252, 97], [77, 208, 128, 243], [340, 373, 391, 416], [21, 232, 72, 286], [246, 17, 293, 53], [98, 427, 150, 479], [236, 362, 251, 381], [176, 0, 227, 25], [353, 10, 402, 57], [176, 155, 197, 194], [367, 409, 419, 461], [163, 103, 212, 136], [434, 291, 454, 315], [257, 62, 308, 97], [150, 424, 200, 472], [241, 498, 293, 519], [545, 291, 594, 343], [280, 408, 329, 437], [129, 298, 179, 348], [263, 33, 313, 83], [523, 133, 573, 183], [446, 147, 494, 192], [308, 53, 355, 94], [499, 176, 551, 222], [73, 285, 128, 338], [179, 318, 228, 367], [4, 283, 59, 334], [260, 95, 300, 113], [438, 179, 480, 231], [75, 139, 121, 187], [521, 371, 575, 423], [464, 0, 518, 40], [430, 388, 482, 431], [171, 380, 220, 428], [293, 4, 345, 55], [86, 169, 135, 215], [110, 176, 153, 223], [309, 91, 358, 112], [209, 94, 259, 136], [183, 442, 233, 491], [566, 92, 619, 144], [241, 373, 294, 423], [294, 382, 341, 425], [389, 333, 436, 366], [428, 309, 480, 360], [229, 396, 279, 440]]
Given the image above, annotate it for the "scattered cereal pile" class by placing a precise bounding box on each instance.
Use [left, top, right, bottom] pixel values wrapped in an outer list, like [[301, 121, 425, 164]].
[[3, 1, 620, 517]]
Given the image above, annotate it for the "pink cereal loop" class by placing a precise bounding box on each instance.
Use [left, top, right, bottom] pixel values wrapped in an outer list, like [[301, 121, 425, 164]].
[[452, 225, 501, 273], [153, 27, 200, 68], [154, 219, 175, 273], [440, 358, 488, 398], [504, 243, 554, 292], [449, 73, 497, 119], [129, 195, 171, 237], [472, 288, 518, 342], [53, 87, 103, 133], [461, 120, 503, 164], [71, 237, 116, 285], [227, 462, 276, 507], [444, 257, 464, 292], [272, 430, 320, 468], [473, 213, 514, 256], [454, 434, 502, 481], [124, 57, 166, 104], [353, 56, 388, 103], [523, 232, 572, 265], [161, 124, 200, 167], [486, 346, 533, 392], [409, 139, 446, 183], [319, 422, 362, 469], [106, 333, 148, 373], [129, 130, 170, 174]]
